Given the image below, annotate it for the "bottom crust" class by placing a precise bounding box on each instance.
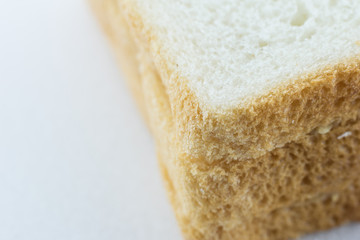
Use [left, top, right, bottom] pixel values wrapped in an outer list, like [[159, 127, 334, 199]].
[[90, 1, 360, 239]]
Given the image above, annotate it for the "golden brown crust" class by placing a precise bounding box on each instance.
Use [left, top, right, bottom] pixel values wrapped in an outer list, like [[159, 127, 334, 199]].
[[139, 45, 360, 240], [144, 47, 360, 239], [90, 1, 360, 239]]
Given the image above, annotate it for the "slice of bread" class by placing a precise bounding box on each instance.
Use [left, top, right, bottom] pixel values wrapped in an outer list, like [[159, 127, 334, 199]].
[[90, 0, 360, 239]]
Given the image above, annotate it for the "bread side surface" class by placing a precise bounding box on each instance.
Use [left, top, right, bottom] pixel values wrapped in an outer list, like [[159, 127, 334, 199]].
[[127, 33, 360, 240], [140, 42, 360, 240], [91, 1, 360, 239], [119, 0, 360, 162]]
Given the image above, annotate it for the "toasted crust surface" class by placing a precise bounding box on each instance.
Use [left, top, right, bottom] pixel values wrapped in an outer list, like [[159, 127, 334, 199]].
[[90, 0, 360, 239]]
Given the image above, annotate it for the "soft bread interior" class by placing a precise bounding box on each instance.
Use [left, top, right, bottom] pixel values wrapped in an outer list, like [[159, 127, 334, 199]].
[[122, 0, 360, 107]]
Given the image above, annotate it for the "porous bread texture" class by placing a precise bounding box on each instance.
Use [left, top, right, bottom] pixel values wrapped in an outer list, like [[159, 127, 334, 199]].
[[119, 0, 360, 162], [147, 54, 360, 240], [90, 1, 360, 239], [112, 21, 360, 240], [144, 61, 360, 239]]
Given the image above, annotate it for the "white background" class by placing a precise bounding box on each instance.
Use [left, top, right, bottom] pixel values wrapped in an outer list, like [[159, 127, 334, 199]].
[[0, 1, 359, 239]]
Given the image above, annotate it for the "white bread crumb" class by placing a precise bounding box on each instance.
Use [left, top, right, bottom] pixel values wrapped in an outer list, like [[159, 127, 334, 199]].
[[337, 131, 352, 139], [133, 0, 360, 108]]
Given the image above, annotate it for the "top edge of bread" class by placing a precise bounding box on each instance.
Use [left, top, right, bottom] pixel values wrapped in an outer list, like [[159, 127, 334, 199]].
[[122, 0, 360, 110]]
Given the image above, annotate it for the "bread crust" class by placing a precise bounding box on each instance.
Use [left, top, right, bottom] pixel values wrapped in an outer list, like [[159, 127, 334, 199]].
[[90, 1, 360, 239]]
